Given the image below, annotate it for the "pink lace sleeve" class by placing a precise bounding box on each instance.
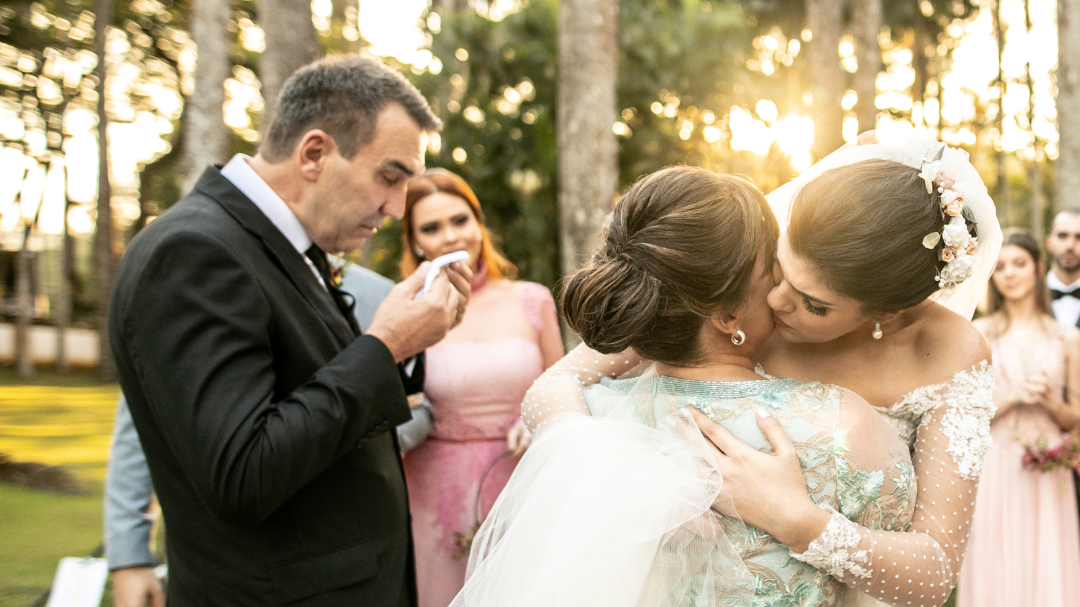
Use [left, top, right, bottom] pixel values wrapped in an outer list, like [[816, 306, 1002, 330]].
[[516, 282, 556, 335]]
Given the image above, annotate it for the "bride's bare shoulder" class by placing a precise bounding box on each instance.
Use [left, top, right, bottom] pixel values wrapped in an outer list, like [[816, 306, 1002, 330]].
[[917, 304, 991, 375]]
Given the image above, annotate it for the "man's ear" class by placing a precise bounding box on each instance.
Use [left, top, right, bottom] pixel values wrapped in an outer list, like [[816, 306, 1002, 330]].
[[295, 129, 337, 182]]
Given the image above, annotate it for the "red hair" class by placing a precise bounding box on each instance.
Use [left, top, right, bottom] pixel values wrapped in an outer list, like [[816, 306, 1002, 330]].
[[401, 168, 517, 280]]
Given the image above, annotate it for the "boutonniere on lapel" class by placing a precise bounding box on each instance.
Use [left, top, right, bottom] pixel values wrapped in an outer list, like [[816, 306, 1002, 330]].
[[327, 254, 347, 287]]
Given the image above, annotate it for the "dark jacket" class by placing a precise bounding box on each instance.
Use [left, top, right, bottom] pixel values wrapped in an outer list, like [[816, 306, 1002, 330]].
[[109, 167, 421, 606]]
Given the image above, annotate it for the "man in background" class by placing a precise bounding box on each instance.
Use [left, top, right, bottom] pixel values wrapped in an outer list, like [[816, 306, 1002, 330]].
[[1045, 207, 1080, 530], [1047, 209, 1080, 328]]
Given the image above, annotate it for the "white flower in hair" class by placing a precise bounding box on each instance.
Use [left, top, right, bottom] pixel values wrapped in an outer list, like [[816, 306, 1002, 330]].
[[941, 216, 970, 249], [940, 187, 964, 217], [941, 189, 962, 205], [938, 252, 977, 286], [918, 159, 942, 193]]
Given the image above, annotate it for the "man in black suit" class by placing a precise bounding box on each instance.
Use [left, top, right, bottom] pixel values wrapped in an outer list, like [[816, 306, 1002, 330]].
[[108, 56, 469, 606], [1046, 208, 1080, 531]]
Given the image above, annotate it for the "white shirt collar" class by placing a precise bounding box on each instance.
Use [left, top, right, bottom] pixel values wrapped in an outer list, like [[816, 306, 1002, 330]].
[[220, 154, 312, 255], [1047, 270, 1080, 292]]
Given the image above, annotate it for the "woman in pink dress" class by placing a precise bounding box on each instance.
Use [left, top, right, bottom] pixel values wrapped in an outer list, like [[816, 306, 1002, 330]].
[[400, 169, 565, 607], [959, 229, 1080, 606]]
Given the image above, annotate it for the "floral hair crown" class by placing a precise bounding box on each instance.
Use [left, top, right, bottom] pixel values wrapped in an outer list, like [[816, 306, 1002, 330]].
[[918, 145, 977, 289]]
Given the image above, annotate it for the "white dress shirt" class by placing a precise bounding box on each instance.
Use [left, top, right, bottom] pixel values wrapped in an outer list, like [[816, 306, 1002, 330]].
[[220, 154, 327, 290], [219, 154, 417, 373], [1048, 271, 1080, 328]]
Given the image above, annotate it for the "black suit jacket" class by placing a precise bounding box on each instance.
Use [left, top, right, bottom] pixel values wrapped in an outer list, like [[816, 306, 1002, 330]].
[[109, 167, 422, 607]]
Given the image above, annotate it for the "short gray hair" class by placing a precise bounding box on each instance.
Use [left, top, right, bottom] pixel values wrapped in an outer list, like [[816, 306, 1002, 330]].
[[260, 56, 442, 162]]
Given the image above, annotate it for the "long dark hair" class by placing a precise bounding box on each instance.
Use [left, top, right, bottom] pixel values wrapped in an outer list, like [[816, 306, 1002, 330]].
[[788, 159, 977, 313], [985, 228, 1053, 332]]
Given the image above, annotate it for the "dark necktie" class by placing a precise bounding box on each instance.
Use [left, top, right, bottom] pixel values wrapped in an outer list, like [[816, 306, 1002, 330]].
[[305, 245, 360, 336], [1051, 288, 1079, 301]]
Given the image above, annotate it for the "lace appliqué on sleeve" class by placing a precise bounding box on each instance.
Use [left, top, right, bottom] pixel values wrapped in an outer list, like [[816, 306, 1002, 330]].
[[789, 505, 872, 580], [912, 361, 996, 480]]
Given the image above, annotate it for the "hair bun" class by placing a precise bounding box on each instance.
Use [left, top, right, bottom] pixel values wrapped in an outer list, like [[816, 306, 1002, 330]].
[[559, 166, 778, 366], [561, 252, 662, 355]]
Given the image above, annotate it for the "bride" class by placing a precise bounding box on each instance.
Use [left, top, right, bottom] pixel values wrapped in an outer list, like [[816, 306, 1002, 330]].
[[514, 134, 1001, 607], [452, 166, 918, 606]]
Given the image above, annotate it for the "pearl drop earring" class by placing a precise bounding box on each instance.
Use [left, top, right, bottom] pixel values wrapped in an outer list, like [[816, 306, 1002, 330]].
[[872, 322, 883, 340]]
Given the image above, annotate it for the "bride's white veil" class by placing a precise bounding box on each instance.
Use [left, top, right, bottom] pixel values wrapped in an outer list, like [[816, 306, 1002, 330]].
[[765, 132, 1003, 320], [453, 366, 757, 607]]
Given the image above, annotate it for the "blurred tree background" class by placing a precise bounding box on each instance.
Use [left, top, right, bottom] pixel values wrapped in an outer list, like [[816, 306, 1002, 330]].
[[0, 0, 1068, 376]]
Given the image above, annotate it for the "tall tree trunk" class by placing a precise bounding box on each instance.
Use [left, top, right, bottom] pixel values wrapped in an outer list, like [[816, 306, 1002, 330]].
[[995, 0, 1011, 226], [95, 0, 116, 380], [1031, 156, 1045, 237], [16, 224, 33, 378], [806, 0, 845, 158], [260, 0, 320, 131], [183, 0, 232, 193], [558, 0, 618, 344], [56, 194, 71, 373], [1058, 0, 1080, 213], [1028, 0, 1045, 239], [853, 0, 881, 134], [913, 20, 931, 109]]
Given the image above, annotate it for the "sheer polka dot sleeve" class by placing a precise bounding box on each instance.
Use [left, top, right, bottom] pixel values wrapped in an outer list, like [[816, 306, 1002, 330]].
[[791, 362, 995, 607], [520, 343, 645, 433]]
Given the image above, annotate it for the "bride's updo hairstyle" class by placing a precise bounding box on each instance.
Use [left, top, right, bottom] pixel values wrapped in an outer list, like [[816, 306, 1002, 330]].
[[788, 159, 976, 312], [561, 166, 778, 365]]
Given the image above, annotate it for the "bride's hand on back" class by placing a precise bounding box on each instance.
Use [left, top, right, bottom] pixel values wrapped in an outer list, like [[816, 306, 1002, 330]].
[[686, 408, 829, 553]]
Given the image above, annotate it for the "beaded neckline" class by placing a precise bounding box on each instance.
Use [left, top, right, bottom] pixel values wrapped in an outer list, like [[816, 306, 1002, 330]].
[[600, 375, 809, 400]]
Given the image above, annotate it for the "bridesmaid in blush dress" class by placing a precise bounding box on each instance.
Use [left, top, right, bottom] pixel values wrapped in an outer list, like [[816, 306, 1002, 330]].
[[399, 169, 565, 607], [959, 229, 1080, 607]]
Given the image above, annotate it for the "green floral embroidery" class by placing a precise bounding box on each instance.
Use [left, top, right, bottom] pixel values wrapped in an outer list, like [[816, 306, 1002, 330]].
[[597, 374, 915, 607], [891, 461, 915, 503], [756, 391, 786, 410], [752, 578, 825, 607], [835, 456, 885, 521]]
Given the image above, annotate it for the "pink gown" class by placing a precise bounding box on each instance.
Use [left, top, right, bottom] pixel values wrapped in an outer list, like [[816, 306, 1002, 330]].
[[403, 275, 555, 607], [958, 327, 1080, 607]]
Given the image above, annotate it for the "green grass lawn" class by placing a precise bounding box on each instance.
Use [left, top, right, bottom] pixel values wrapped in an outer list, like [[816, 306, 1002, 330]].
[[0, 370, 119, 607]]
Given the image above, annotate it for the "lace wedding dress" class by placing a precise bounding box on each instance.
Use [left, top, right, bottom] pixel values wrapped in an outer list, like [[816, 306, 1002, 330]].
[[827, 361, 995, 607], [504, 346, 995, 607], [449, 364, 917, 607]]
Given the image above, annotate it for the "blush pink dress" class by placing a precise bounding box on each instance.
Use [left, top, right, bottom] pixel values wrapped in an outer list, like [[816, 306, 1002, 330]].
[[958, 326, 1080, 607], [403, 273, 556, 607]]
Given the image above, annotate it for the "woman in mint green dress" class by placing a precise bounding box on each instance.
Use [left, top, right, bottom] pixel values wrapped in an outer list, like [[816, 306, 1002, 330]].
[[450, 167, 916, 607]]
